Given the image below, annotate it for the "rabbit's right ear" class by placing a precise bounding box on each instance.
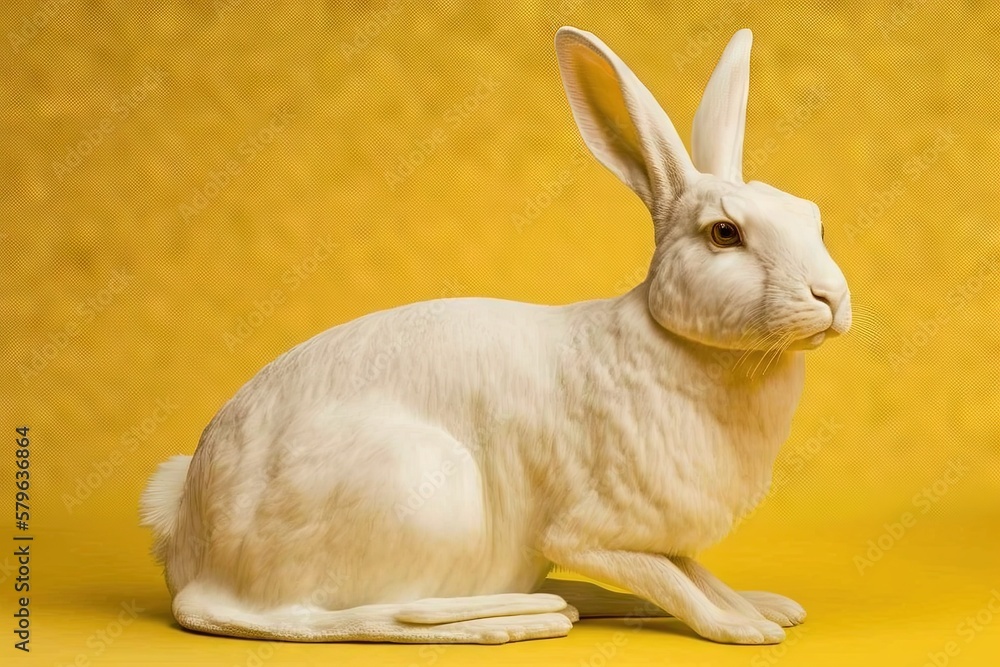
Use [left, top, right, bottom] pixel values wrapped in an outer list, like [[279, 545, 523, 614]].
[[555, 27, 696, 214]]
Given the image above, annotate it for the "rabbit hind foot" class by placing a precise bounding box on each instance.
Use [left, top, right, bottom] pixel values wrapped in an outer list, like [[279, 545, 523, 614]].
[[172, 582, 576, 644]]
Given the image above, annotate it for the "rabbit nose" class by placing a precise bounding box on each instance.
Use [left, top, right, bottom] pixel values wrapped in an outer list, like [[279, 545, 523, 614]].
[[811, 285, 835, 308], [811, 283, 843, 310], [811, 283, 851, 333]]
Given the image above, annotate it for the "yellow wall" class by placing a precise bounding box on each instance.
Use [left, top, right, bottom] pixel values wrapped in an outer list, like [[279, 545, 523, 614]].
[[2, 1, 999, 665]]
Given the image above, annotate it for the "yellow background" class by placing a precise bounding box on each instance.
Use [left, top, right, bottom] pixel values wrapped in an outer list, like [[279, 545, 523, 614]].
[[2, 1, 999, 665]]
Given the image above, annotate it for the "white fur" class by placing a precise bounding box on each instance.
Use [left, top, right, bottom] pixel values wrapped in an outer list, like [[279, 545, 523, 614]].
[[691, 29, 752, 182], [139, 454, 192, 562], [141, 26, 849, 645]]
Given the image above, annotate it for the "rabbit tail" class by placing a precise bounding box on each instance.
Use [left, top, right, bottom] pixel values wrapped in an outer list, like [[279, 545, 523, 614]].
[[139, 454, 193, 564]]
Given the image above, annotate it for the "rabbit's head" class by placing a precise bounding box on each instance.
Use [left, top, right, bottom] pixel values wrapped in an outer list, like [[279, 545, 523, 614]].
[[555, 27, 850, 351]]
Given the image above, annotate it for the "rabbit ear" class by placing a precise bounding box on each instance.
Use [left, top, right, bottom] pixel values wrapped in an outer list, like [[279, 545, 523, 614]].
[[691, 29, 753, 183], [555, 27, 695, 213]]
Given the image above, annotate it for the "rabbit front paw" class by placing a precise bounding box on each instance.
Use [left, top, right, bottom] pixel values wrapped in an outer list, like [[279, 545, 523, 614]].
[[739, 591, 806, 627], [694, 611, 786, 645]]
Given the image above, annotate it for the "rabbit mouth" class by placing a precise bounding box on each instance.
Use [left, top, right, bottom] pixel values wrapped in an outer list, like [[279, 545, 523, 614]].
[[789, 327, 839, 350]]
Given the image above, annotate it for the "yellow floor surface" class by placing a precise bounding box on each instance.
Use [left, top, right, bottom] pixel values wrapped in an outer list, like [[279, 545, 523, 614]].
[[14, 509, 999, 666]]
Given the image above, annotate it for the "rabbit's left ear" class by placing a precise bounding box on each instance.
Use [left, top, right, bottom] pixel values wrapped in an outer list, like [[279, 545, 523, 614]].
[[555, 26, 696, 214], [691, 29, 753, 183]]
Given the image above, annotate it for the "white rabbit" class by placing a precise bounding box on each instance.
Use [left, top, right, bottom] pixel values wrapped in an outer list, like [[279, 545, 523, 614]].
[[140, 26, 850, 645]]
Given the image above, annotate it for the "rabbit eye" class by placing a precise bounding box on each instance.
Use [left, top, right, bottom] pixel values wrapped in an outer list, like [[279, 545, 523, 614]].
[[710, 221, 742, 247]]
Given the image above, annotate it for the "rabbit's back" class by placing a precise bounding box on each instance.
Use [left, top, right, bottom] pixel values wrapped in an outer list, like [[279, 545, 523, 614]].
[[234, 296, 567, 432]]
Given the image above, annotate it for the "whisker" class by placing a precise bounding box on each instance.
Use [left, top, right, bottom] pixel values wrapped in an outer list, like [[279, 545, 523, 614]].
[[760, 333, 791, 378], [735, 308, 774, 349], [751, 328, 792, 379], [762, 331, 796, 376], [735, 329, 782, 374]]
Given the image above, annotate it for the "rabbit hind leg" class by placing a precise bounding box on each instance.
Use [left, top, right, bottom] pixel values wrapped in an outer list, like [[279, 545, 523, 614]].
[[171, 581, 575, 644], [537, 579, 669, 618]]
